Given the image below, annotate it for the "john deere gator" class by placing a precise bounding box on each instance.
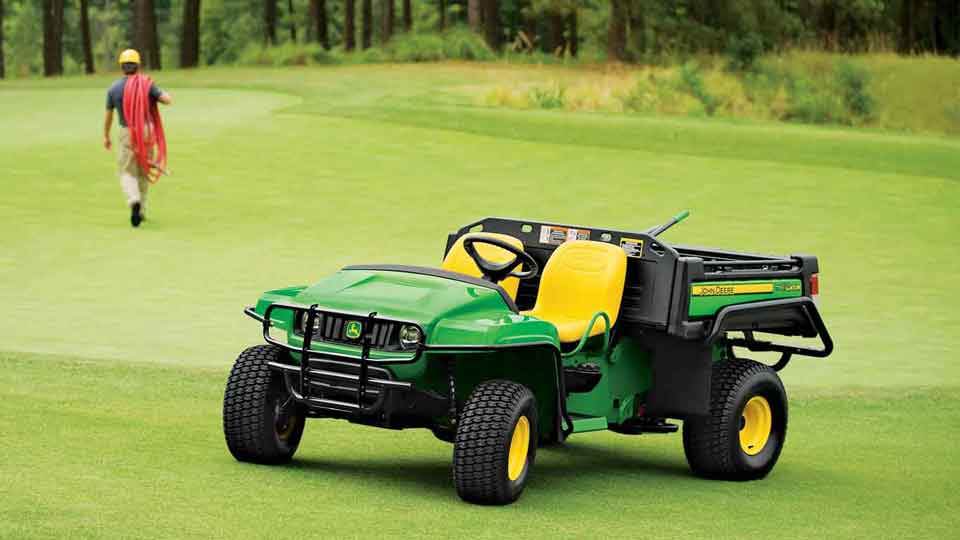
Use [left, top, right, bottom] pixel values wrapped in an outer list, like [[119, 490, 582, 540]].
[[223, 212, 833, 505]]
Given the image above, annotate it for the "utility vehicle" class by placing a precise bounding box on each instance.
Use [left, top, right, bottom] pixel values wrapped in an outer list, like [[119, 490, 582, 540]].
[[223, 212, 833, 505]]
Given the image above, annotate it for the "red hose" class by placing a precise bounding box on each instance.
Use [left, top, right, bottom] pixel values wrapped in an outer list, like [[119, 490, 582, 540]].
[[122, 74, 167, 183]]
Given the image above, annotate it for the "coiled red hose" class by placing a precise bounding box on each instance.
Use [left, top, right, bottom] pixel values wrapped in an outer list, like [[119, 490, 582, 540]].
[[122, 74, 167, 183]]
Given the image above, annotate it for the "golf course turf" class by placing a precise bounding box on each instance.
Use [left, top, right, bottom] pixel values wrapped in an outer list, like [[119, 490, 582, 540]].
[[1, 63, 958, 539]]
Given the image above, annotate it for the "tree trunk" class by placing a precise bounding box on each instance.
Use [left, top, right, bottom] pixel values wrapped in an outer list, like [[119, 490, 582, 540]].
[[42, 0, 65, 76], [180, 0, 201, 68], [402, 0, 412, 32], [287, 0, 297, 41], [264, 0, 277, 45], [567, 10, 578, 57], [0, 0, 5, 79], [483, 0, 500, 50], [438, 0, 446, 31], [899, 0, 915, 53], [521, 4, 537, 53], [134, 0, 161, 69], [548, 10, 563, 54], [344, 0, 355, 50], [79, 0, 95, 73], [468, 0, 481, 31], [362, 0, 372, 49], [382, 0, 394, 44], [310, 0, 329, 49], [607, 0, 627, 61]]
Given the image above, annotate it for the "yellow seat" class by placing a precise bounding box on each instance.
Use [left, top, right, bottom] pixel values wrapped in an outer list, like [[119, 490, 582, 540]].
[[441, 233, 525, 300], [523, 240, 627, 342]]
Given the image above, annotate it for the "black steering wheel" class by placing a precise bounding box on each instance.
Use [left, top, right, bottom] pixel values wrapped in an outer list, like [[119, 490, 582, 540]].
[[462, 236, 539, 284]]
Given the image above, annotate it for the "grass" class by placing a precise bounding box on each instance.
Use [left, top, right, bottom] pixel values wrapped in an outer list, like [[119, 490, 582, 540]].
[[1, 62, 959, 538]]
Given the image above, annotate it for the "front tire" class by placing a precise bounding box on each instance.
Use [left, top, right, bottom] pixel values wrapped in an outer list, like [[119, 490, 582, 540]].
[[682, 358, 787, 480], [223, 344, 305, 464], [454, 380, 538, 505]]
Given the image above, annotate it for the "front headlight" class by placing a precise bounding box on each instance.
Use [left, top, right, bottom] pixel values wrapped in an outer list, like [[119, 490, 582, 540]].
[[299, 312, 322, 335], [399, 325, 423, 348]]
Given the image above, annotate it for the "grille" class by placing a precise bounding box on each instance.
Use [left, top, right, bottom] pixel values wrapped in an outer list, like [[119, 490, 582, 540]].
[[295, 311, 404, 351]]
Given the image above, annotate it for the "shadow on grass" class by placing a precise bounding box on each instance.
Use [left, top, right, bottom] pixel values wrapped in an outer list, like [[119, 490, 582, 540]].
[[285, 438, 693, 497]]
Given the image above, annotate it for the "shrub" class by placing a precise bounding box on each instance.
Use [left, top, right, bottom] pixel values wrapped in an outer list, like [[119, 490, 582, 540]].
[[726, 33, 765, 72], [678, 62, 718, 115], [835, 59, 874, 119], [528, 83, 566, 109], [388, 33, 446, 62], [237, 42, 337, 67], [442, 28, 496, 61]]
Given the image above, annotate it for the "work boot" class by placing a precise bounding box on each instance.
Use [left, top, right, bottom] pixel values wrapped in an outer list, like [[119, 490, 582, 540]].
[[131, 202, 142, 227]]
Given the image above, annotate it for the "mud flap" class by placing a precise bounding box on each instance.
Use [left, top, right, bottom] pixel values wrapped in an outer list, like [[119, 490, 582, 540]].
[[643, 334, 712, 418]]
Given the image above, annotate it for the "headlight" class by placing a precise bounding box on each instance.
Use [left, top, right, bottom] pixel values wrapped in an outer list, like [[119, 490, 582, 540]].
[[300, 312, 322, 335], [399, 325, 423, 348]]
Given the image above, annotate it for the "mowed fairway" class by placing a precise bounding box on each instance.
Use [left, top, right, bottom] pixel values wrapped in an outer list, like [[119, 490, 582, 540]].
[[1, 64, 958, 539]]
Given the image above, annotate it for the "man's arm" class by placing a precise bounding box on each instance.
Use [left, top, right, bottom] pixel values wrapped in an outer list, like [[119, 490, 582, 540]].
[[158, 92, 172, 105], [103, 109, 113, 150]]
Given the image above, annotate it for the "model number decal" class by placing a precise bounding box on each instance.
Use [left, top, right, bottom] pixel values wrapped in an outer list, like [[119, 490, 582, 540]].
[[691, 283, 774, 296]]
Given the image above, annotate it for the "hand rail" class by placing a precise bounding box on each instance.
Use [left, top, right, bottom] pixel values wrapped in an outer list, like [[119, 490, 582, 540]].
[[561, 311, 611, 358]]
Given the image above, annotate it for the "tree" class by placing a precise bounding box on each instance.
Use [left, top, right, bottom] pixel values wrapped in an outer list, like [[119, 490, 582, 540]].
[[382, 0, 395, 44], [468, 0, 481, 30], [438, 0, 446, 31], [1, 0, 7, 79], [344, 0, 355, 50], [79, 0, 95, 74], [362, 0, 372, 48], [309, 0, 329, 49], [402, 0, 412, 32], [180, 0, 201, 68], [483, 0, 500, 49], [547, 9, 563, 53], [42, 0, 65, 76], [264, 0, 278, 45], [608, 0, 627, 61], [286, 0, 297, 41], [134, 0, 161, 69], [566, 8, 577, 57]]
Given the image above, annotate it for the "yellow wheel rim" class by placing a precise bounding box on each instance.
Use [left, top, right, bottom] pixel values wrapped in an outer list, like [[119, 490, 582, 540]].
[[507, 416, 530, 481], [739, 396, 772, 456]]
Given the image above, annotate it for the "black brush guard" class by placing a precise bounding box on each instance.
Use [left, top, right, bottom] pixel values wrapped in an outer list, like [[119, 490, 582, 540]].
[[245, 303, 423, 415]]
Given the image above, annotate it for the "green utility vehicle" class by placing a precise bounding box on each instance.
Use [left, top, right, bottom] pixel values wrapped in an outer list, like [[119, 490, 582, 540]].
[[223, 213, 833, 505]]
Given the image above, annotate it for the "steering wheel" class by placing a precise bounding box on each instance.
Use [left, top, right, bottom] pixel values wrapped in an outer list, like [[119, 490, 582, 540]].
[[462, 236, 539, 284]]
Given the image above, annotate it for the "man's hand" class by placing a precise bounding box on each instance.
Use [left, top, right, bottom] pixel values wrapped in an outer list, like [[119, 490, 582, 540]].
[[104, 136, 112, 150]]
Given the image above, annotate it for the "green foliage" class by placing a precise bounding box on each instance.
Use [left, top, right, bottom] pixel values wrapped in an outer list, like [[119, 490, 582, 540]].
[[528, 83, 566, 109], [725, 33, 765, 72], [439, 28, 496, 62], [388, 33, 447, 63], [237, 42, 337, 67], [678, 61, 717, 115], [835, 59, 874, 119]]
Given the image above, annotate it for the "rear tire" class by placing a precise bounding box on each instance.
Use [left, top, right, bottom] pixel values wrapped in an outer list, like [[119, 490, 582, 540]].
[[453, 380, 538, 505], [682, 358, 787, 480], [223, 345, 305, 464]]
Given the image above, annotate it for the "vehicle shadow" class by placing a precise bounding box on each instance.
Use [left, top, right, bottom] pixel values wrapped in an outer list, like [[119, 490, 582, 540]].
[[288, 438, 692, 496]]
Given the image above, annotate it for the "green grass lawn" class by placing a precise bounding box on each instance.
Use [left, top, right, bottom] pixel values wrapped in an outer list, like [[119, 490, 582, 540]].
[[1, 63, 959, 539]]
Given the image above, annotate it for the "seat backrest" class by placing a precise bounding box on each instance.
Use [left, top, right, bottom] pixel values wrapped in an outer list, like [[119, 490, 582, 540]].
[[441, 232, 525, 300], [530, 240, 627, 326]]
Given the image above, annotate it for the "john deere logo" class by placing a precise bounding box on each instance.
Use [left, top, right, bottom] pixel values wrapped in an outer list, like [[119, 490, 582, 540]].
[[344, 321, 363, 340]]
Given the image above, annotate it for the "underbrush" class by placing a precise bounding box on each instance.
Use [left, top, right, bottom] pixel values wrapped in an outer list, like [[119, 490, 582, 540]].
[[482, 53, 885, 128]]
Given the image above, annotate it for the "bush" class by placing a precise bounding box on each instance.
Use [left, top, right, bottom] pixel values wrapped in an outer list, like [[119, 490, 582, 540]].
[[678, 62, 718, 115], [528, 83, 566, 109], [388, 33, 446, 62], [726, 33, 765, 72], [441, 28, 496, 61], [237, 42, 337, 67], [835, 59, 874, 119]]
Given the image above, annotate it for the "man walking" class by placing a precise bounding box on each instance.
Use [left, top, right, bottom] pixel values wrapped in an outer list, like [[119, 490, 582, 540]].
[[103, 49, 172, 227]]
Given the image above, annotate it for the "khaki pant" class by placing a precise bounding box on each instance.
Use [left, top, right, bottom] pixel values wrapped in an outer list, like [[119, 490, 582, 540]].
[[117, 128, 152, 210]]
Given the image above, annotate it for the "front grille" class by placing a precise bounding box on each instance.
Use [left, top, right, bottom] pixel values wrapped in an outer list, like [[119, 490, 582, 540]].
[[295, 311, 405, 351]]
